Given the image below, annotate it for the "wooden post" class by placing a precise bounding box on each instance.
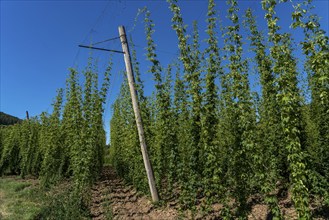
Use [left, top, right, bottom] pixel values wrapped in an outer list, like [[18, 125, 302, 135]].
[[118, 25, 159, 202], [26, 111, 29, 120]]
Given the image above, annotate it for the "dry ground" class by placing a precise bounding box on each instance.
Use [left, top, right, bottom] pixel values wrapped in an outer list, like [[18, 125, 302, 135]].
[[90, 166, 329, 220]]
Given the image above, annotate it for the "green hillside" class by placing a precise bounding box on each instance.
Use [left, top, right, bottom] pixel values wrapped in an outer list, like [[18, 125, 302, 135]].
[[0, 112, 22, 125]]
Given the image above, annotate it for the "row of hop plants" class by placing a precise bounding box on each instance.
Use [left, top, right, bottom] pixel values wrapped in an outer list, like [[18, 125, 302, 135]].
[[0, 59, 110, 205], [109, 0, 329, 218]]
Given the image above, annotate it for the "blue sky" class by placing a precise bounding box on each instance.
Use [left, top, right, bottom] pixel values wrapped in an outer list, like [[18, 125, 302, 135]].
[[1, 0, 328, 141]]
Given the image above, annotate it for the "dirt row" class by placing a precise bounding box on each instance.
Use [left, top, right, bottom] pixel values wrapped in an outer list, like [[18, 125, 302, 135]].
[[89, 167, 268, 219], [90, 167, 178, 220], [90, 167, 327, 220]]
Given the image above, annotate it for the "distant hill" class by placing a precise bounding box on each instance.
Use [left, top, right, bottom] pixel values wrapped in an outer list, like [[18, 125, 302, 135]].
[[0, 112, 22, 125]]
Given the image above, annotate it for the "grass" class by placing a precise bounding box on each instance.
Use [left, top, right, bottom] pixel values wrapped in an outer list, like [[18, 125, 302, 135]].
[[0, 177, 44, 220], [0, 176, 91, 220]]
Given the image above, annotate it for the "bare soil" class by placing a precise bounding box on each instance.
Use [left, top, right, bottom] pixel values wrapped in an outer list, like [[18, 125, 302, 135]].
[[90, 167, 328, 220], [90, 166, 178, 220]]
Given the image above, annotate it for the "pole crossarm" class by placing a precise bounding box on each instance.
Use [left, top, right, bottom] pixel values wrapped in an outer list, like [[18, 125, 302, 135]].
[[78, 44, 125, 54]]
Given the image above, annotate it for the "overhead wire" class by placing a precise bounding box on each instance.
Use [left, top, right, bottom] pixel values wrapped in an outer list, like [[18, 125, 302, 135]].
[[86, 0, 128, 131], [70, 0, 184, 136], [81, 0, 112, 45], [103, 58, 120, 122], [92, 36, 121, 46], [72, 0, 113, 68], [69, 0, 119, 122], [40, 0, 127, 138]]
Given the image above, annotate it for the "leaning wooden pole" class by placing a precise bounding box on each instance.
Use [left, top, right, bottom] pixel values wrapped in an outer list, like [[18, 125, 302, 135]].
[[118, 25, 159, 202]]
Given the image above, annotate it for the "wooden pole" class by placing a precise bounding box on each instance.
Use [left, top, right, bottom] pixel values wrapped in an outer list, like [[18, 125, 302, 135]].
[[118, 26, 159, 202], [26, 111, 29, 120]]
